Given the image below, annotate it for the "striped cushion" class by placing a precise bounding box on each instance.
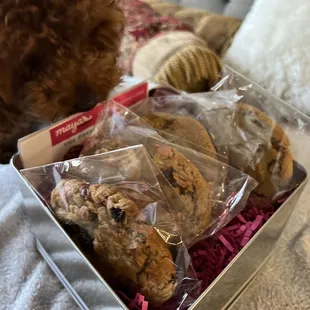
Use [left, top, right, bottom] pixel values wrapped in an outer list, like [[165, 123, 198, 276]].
[[132, 31, 222, 92]]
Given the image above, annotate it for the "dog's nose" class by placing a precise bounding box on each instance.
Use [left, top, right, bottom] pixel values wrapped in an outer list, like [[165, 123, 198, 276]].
[[75, 97, 98, 113], [74, 89, 98, 113]]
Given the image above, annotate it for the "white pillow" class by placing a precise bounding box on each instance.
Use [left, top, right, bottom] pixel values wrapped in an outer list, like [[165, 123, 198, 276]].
[[225, 0, 310, 116]]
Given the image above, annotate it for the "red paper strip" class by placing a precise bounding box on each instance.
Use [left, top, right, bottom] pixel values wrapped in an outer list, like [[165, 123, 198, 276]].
[[237, 214, 247, 223], [219, 235, 235, 253], [50, 82, 148, 146], [114, 82, 148, 107], [189, 193, 279, 292], [50, 104, 104, 146], [251, 215, 263, 231]]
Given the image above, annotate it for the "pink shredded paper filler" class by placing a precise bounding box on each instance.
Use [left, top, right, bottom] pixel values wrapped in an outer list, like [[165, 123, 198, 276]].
[[120, 192, 290, 309], [117, 292, 148, 310], [189, 193, 285, 293]]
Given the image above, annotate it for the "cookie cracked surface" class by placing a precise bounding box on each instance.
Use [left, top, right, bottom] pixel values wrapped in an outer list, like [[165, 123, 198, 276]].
[[233, 103, 293, 198], [50, 178, 176, 305], [152, 145, 212, 241], [145, 112, 217, 159]]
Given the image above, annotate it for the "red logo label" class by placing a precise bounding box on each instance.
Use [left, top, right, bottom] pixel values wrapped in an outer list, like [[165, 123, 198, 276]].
[[113, 82, 148, 107], [49, 82, 148, 146], [50, 104, 104, 146]]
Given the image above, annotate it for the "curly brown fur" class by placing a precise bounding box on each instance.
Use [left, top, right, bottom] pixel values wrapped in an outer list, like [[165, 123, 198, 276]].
[[0, 0, 124, 162]]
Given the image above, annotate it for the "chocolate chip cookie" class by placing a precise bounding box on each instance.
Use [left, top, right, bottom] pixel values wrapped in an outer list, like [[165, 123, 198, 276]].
[[236, 103, 290, 147], [232, 103, 293, 198], [152, 145, 212, 241], [80, 137, 126, 157], [50, 179, 176, 304], [145, 112, 217, 159]]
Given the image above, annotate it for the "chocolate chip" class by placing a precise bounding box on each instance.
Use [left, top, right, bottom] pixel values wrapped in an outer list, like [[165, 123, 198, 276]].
[[165, 119, 175, 128], [163, 168, 179, 188], [271, 137, 280, 149], [110, 207, 125, 223], [163, 168, 191, 195], [80, 184, 91, 199], [163, 168, 173, 180], [252, 119, 264, 128], [271, 138, 286, 152], [179, 187, 186, 195]]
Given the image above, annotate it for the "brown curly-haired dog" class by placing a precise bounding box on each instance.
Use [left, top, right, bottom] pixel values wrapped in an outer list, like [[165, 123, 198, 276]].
[[0, 0, 124, 162]]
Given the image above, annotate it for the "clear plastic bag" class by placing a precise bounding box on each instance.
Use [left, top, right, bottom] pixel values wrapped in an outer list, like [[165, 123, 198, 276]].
[[134, 79, 307, 200], [132, 89, 243, 162], [209, 65, 310, 199], [21, 145, 200, 309], [80, 101, 257, 246]]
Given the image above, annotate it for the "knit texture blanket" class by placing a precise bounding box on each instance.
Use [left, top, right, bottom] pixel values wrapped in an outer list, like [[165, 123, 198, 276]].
[[0, 164, 78, 310]]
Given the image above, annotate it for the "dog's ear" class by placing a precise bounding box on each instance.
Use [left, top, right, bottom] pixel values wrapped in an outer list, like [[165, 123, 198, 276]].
[[80, 0, 124, 100], [0, 4, 42, 59], [0, 3, 46, 107], [0, 0, 125, 122], [88, 0, 125, 49], [0, 59, 15, 106]]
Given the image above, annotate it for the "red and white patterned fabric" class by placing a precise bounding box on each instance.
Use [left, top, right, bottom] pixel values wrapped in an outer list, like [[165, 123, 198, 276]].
[[120, 0, 192, 74]]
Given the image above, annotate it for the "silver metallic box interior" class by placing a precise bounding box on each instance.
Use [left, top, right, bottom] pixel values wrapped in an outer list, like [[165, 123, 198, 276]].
[[11, 154, 308, 310]]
